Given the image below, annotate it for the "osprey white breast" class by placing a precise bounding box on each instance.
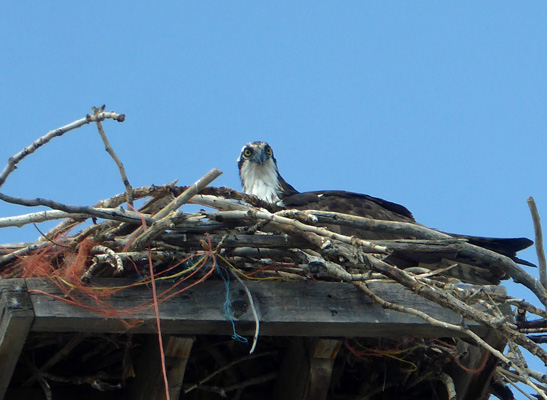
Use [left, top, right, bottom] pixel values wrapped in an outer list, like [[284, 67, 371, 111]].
[[239, 158, 282, 203]]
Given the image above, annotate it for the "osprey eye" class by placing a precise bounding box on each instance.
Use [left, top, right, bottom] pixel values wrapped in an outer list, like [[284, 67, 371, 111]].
[[265, 147, 272, 155], [244, 148, 252, 157]]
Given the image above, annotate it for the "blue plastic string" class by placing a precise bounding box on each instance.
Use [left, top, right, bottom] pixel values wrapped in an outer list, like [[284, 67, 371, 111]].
[[216, 265, 248, 344]]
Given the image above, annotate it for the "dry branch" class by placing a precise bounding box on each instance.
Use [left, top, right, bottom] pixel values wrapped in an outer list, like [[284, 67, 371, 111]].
[[0, 193, 153, 225], [0, 109, 124, 190], [355, 281, 547, 400], [128, 169, 223, 251], [93, 105, 133, 206], [528, 197, 547, 291]]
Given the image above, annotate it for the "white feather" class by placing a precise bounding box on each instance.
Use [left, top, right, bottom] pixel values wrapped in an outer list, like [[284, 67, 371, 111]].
[[240, 158, 282, 202]]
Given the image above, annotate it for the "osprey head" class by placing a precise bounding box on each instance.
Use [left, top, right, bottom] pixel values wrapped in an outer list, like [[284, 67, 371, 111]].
[[237, 141, 298, 203]]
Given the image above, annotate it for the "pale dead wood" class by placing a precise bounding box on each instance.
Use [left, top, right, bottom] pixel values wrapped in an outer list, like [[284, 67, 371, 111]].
[[354, 281, 547, 400], [0, 193, 153, 225], [0, 210, 89, 229], [283, 209, 547, 306], [438, 373, 457, 400], [206, 209, 388, 254], [528, 196, 547, 291], [155, 169, 223, 220], [360, 252, 547, 364], [93, 105, 134, 206], [497, 369, 542, 400], [0, 109, 124, 190], [129, 169, 223, 251], [91, 245, 124, 273]]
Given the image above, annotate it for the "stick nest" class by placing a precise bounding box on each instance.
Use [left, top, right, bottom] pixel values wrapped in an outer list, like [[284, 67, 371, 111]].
[[2, 108, 547, 399]]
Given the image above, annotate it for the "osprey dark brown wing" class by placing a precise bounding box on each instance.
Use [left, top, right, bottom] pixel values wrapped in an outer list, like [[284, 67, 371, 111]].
[[281, 190, 415, 222]]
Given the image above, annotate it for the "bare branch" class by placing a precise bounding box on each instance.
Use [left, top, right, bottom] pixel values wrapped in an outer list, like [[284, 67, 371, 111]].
[[354, 281, 547, 400], [184, 351, 277, 394], [93, 106, 133, 206], [0, 109, 124, 190], [128, 169, 223, 250], [0, 210, 88, 228], [154, 169, 223, 220], [0, 192, 152, 225], [528, 197, 547, 291], [438, 373, 456, 400]]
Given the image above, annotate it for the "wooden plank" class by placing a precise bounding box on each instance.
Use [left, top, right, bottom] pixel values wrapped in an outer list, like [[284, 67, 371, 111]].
[[274, 338, 342, 400], [0, 279, 34, 400], [160, 336, 194, 400], [306, 338, 342, 400], [129, 335, 194, 400], [449, 332, 508, 400], [445, 298, 512, 400], [274, 337, 308, 400], [25, 278, 502, 338]]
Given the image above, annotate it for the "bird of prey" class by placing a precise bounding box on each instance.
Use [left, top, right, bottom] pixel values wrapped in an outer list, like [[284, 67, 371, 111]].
[[237, 141, 533, 284]]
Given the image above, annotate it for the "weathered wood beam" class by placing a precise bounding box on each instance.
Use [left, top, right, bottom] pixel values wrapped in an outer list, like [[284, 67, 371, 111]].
[[129, 335, 194, 400], [306, 338, 342, 400], [274, 338, 342, 400], [161, 336, 194, 400], [448, 332, 508, 400], [24, 278, 502, 338], [0, 279, 35, 400]]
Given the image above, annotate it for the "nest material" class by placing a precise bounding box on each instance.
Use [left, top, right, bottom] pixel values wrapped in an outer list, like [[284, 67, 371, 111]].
[[1, 183, 546, 399], [2, 108, 547, 399]]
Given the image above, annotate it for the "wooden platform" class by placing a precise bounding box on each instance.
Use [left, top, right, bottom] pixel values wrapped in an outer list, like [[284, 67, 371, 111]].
[[0, 278, 509, 400]]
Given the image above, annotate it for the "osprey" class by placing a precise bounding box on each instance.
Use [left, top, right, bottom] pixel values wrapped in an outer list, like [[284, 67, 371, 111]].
[[238, 141, 533, 283]]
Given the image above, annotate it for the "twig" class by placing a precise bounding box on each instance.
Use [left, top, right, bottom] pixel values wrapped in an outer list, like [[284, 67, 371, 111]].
[[354, 281, 547, 400], [23, 355, 52, 400], [0, 109, 124, 190], [93, 105, 133, 206], [438, 373, 456, 400], [497, 369, 542, 400], [23, 333, 88, 387], [498, 367, 547, 390], [206, 209, 388, 254], [129, 169, 223, 250], [184, 351, 277, 394], [155, 169, 223, 220], [192, 194, 274, 211], [33, 223, 72, 249], [507, 298, 547, 320], [528, 197, 547, 291], [0, 193, 153, 224], [92, 245, 124, 273], [283, 208, 547, 305], [0, 210, 89, 228], [415, 263, 459, 278], [283, 209, 450, 240], [129, 213, 180, 251], [0, 242, 55, 266], [197, 372, 277, 396], [229, 268, 260, 354], [40, 372, 122, 391]]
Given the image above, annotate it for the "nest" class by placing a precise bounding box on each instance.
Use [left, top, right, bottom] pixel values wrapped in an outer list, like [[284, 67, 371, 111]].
[[1, 107, 547, 400]]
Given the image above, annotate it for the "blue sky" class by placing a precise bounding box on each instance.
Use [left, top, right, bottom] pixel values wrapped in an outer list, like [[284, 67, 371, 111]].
[[1, 3, 546, 396]]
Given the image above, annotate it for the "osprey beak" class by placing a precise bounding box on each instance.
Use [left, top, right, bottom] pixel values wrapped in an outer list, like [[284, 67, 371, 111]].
[[255, 151, 269, 165]]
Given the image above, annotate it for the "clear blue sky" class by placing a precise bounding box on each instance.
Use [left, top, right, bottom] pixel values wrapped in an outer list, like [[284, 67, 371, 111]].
[[1, 3, 546, 396]]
